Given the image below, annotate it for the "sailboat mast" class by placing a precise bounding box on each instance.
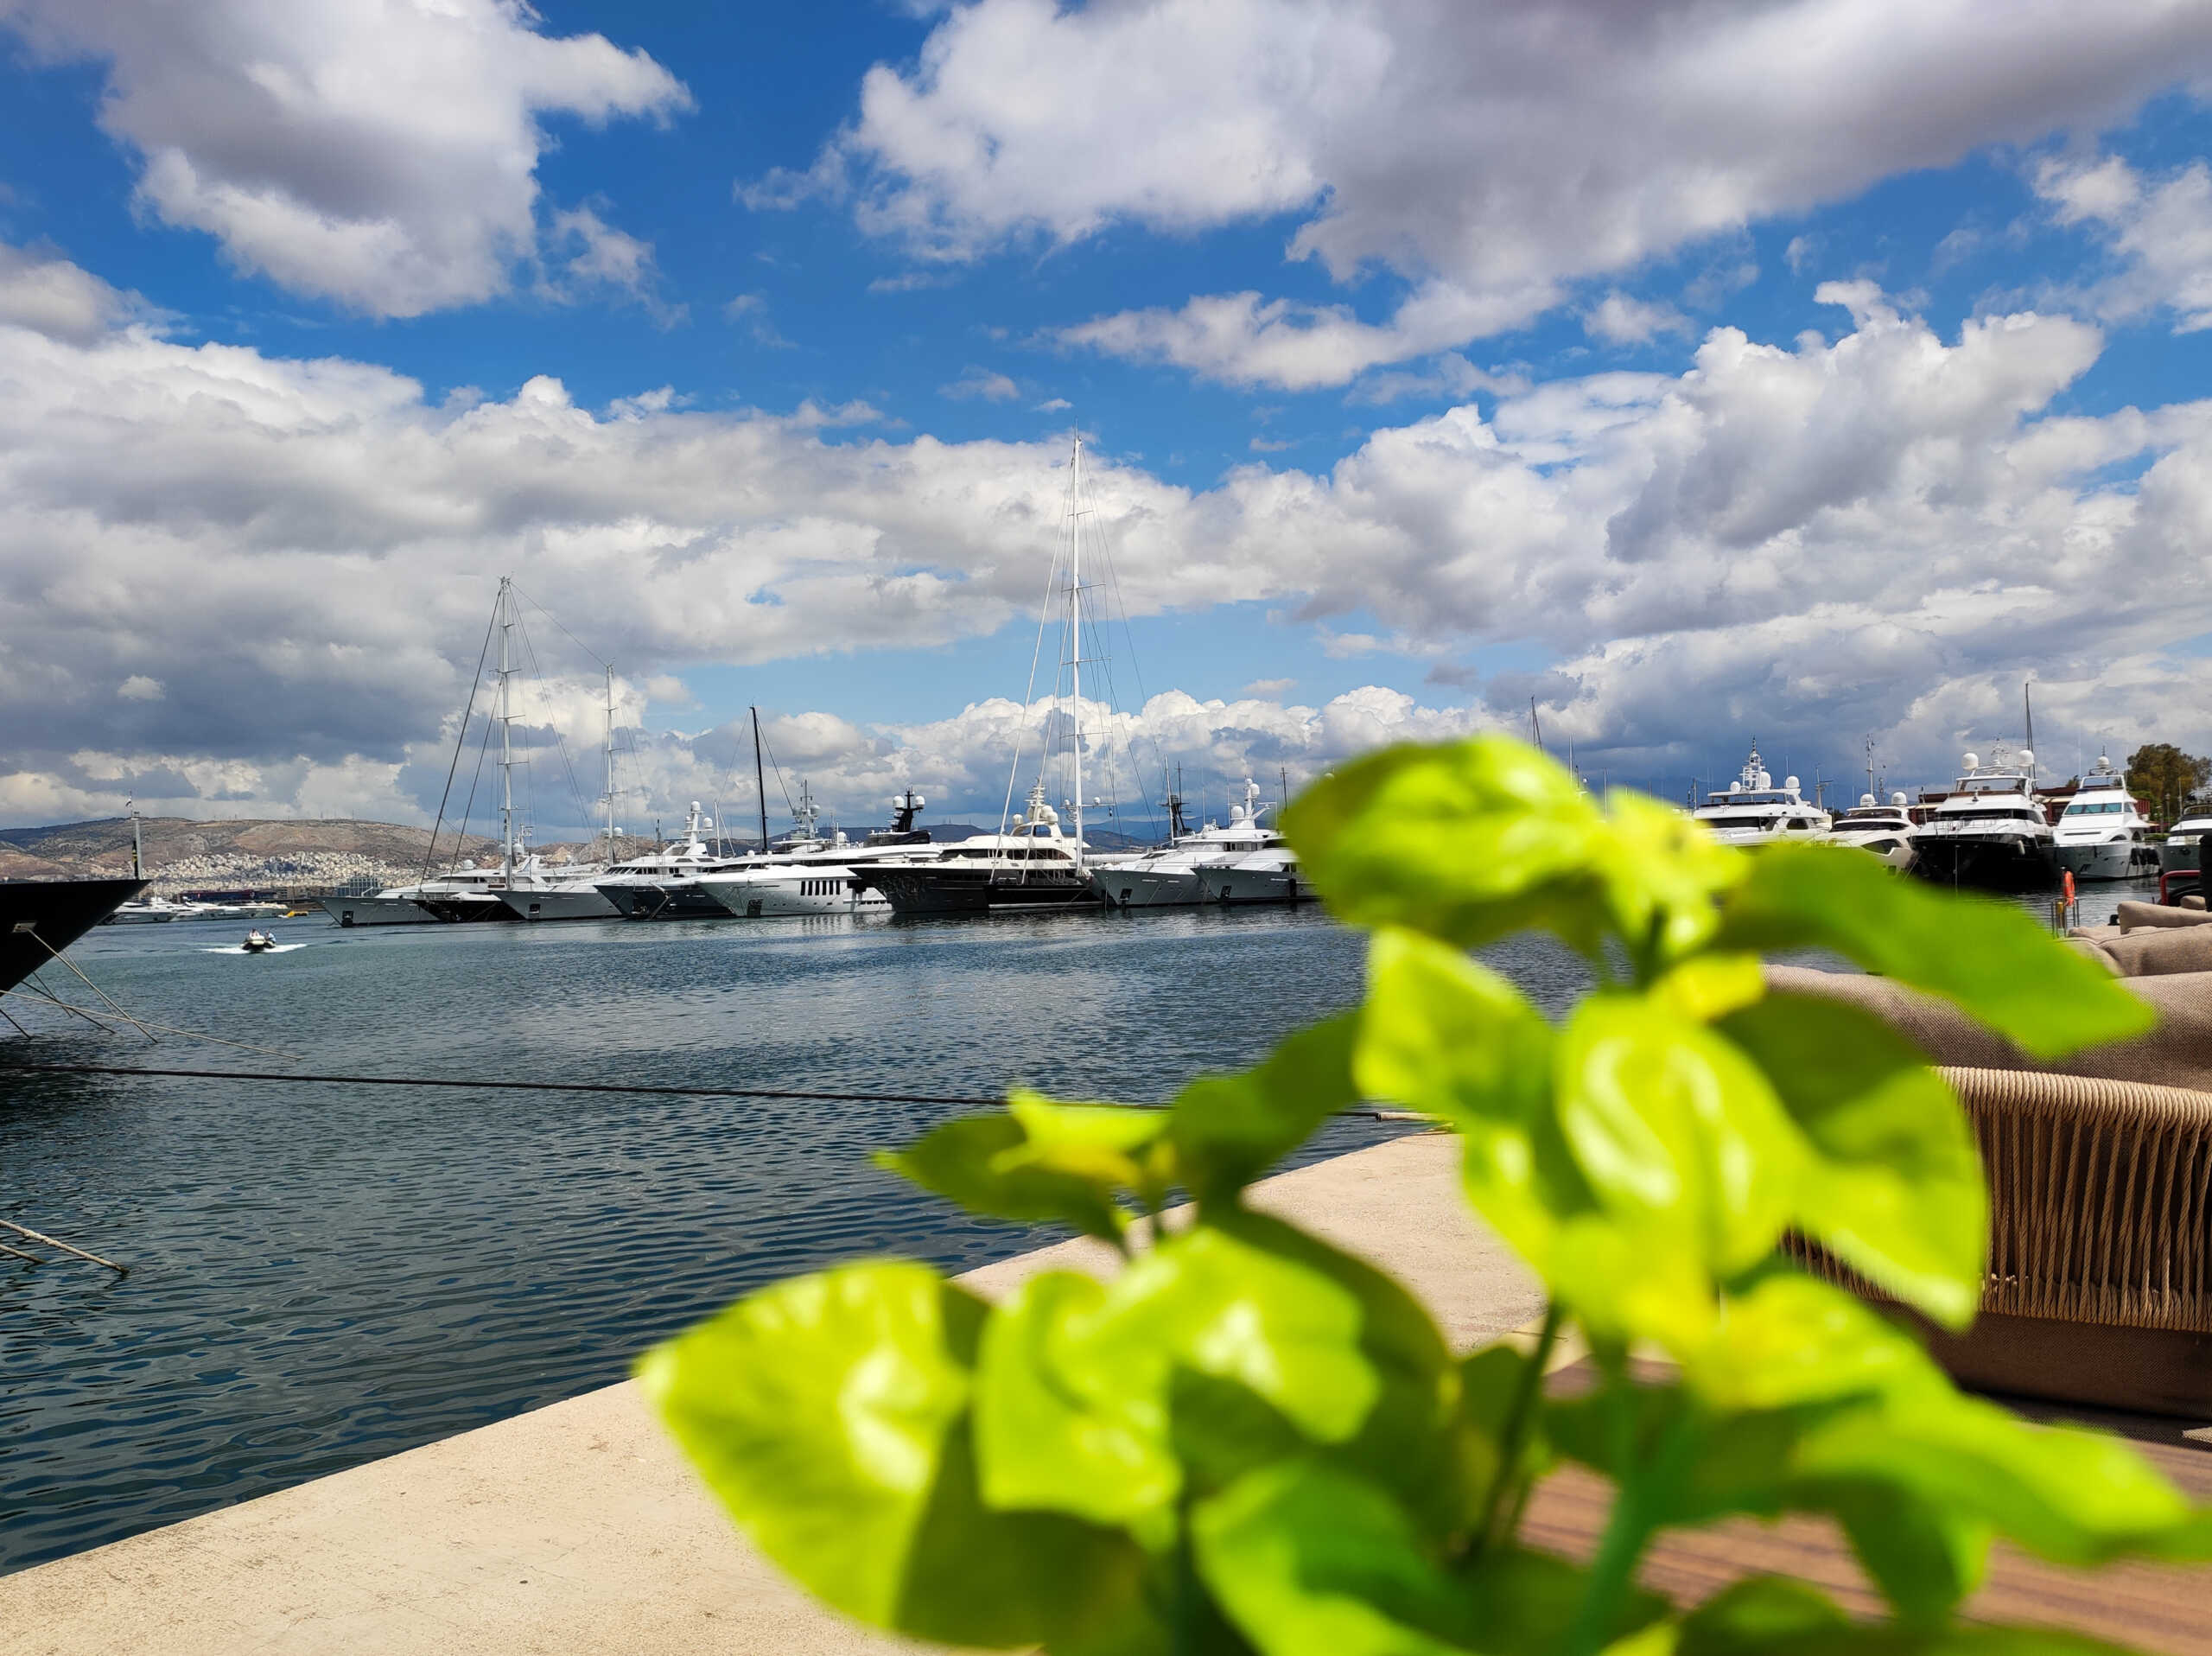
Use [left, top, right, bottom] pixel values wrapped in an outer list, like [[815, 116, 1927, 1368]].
[[2024, 680, 2036, 776], [498, 576, 514, 885], [129, 799, 142, 879], [1068, 436, 1084, 869], [752, 705, 769, 857], [603, 666, 617, 862]]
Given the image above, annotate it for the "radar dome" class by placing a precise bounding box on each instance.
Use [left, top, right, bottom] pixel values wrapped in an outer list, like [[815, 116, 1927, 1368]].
[[2018, 748, 2034, 769], [1230, 805, 1247, 822], [1859, 793, 1876, 807], [1756, 769, 1772, 788], [1783, 775, 1800, 792], [1890, 791, 1908, 806], [1962, 752, 1980, 771]]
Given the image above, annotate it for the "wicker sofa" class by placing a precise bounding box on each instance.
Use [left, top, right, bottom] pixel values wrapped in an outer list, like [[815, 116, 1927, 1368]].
[[1771, 964, 2212, 1417]]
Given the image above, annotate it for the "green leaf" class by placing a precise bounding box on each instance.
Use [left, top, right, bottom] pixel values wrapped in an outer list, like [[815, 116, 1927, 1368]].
[[1168, 1011, 1363, 1209], [969, 1225, 1382, 1542], [1004, 1091, 1173, 1188], [1282, 736, 1609, 951], [1713, 844, 2154, 1059], [1355, 927, 1596, 1272], [1822, 1484, 1991, 1626], [877, 1114, 1130, 1244], [1675, 1576, 1849, 1656], [1193, 1462, 1481, 1656], [1795, 1383, 2206, 1569], [1589, 790, 1749, 966], [1719, 992, 1986, 1329], [973, 1270, 1179, 1538], [1554, 995, 1806, 1277], [1195, 1462, 1667, 1656], [1677, 1272, 1943, 1413], [639, 1260, 1143, 1647]]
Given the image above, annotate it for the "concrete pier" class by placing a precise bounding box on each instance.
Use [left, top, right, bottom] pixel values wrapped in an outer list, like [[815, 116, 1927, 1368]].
[[3, 1132, 1535, 1656]]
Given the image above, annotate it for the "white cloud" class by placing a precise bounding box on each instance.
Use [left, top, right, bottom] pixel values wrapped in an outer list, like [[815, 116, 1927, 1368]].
[[1582, 292, 1691, 347], [542, 205, 678, 322], [1033, 397, 1072, 413], [0, 241, 155, 342], [787, 0, 2212, 386], [2035, 150, 2212, 331], [939, 365, 1020, 401], [0, 0, 690, 316], [116, 675, 164, 702], [5, 245, 2211, 824]]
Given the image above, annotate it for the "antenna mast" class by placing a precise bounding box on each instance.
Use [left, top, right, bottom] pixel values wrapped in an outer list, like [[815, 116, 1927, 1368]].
[[602, 666, 618, 863], [2024, 679, 2036, 777]]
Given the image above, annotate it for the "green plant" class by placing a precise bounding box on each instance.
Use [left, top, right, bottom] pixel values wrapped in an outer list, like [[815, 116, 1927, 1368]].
[[641, 736, 2210, 1655]]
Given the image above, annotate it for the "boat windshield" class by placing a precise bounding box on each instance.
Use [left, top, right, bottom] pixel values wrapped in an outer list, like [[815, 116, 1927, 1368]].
[[1700, 814, 1783, 829], [1936, 807, 2043, 823], [2062, 801, 2130, 816]]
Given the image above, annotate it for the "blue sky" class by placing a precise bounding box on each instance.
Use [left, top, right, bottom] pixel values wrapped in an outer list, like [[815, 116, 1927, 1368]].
[[3, 1, 2212, 836]]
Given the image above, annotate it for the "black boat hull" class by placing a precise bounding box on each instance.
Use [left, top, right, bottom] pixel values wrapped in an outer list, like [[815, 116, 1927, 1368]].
[[857, 866, 1103, 915], [0, 877, 147, 995], [1911, 835, 2057, 893]]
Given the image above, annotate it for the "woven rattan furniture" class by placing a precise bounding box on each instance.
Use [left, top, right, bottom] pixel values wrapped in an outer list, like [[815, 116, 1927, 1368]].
[[1794, 1064, 2212, 1417]]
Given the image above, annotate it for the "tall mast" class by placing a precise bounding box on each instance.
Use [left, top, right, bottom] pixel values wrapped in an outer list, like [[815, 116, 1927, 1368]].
[[602, 666, 617, 863], [1530, 697, 1545, 756], [2023, 679, 2036, 776], [129, 799, 142, 879], [752, 706, 769, 857], [498, 576, 514, 885], [1068, 435, 1084, 869]]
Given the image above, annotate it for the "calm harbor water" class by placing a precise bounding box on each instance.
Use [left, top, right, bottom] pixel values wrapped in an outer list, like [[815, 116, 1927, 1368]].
[[0, 905, 1594, 1574], [0, 877, 2150, 1572]]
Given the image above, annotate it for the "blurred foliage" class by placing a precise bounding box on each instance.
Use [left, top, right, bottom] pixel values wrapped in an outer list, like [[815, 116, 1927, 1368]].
[[643, 736, 2198, 1654]]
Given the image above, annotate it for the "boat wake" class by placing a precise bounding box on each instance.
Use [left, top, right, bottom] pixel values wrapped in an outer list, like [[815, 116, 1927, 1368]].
[[204, 942, 309, 955]]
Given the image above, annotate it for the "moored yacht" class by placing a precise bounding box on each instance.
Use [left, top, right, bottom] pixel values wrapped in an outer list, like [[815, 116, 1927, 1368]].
[[324, 865, 509, 927], [594, 803, 758, 920], [1691, 748, 1833, 846], [1086, 779, 1281, 908], [697, 791, 931, 919], [1827, 793, 1917, 873], [1, 877, 147, 993], [2053, 754, 2159, 882], [1194, 844, 1314, 906], [854, 785, 1098, 914], [1910, 748, 2056, 891], [2161, 796, 2212, 875]]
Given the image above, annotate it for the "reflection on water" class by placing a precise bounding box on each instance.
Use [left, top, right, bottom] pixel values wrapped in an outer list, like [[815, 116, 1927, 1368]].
[[0, 906, 1594, 1573]]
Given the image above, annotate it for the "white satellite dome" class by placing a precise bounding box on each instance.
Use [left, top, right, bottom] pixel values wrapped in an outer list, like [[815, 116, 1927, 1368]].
[[1962, 752, 1980, 772], [1859, 793, 1877, 808], [1783, 775, 1800, 793], [1890, 791, 1908, 806], [1756, 769, 1772, 788], [2018, 748, 2034, 769]]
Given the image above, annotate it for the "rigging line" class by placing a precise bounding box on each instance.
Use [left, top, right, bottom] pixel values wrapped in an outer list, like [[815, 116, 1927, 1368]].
[[450, 679, 500, 873], [25, 935, 159, 1044], [0, 992, 302, 1060], [508, 582, 611, 673], [0, 1061, 1422, 1123], [13, 975, 116, 1033], [512, 605, 592, 829], [419, 601, 499, 883], [757, 728, 797, 823]]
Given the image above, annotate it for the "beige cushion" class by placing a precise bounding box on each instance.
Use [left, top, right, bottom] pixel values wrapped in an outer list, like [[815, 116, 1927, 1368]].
[[2065, 936, 2121, 974], [1765, 965, 2212, 1093], [2185, 894, 2207, 911], [2101, 925, 2212, 977], [2114, 900, 2212, 933], [2068, 924, 2122, 943]]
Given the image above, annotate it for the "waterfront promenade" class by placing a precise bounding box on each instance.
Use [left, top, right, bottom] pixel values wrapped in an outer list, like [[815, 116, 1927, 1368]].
[[7, 1131, 2211, 1655]]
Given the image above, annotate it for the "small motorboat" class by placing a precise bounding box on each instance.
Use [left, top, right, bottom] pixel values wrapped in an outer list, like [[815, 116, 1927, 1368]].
[[241, 929, 276, 952]]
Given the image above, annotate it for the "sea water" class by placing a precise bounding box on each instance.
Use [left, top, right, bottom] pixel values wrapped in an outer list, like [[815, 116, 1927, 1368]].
[[0, 876, 2153, 1572]]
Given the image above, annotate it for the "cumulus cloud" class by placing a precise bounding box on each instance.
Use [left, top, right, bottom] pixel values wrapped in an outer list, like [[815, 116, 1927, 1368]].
[[2036, 150, 2212, 331], [781, 0, 2212, 385], [1583, 292, 1691, 347], [0, 0, 690, 316], [4, 243, 2211, 825], [939, 365, 1020, 401], [0, 241, 153, 342]]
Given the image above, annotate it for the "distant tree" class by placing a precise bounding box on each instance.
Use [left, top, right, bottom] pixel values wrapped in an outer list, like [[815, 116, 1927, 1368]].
[[2125, 742, 2211, 824]]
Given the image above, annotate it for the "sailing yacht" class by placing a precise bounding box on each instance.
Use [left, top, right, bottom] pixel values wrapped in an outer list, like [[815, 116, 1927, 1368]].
[[1910, 747, 2056, 890], [1086, 778, 1281, 908], [854, 435, 1131, 919], [1690, 748, 1833, 845], [2052, 754, 2159, 881], [1827, 793, 1917, 873]]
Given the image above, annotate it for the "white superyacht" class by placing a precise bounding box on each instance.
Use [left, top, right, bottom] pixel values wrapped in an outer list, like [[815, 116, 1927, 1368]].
[[698, 791, 935, 919], [2052, 754, 2159, 881], [1691, 748, 1833, 846], [1910, 748, 2056, 891], [1087, 778, 1282, 908], [1827, 793, 1917, 873]]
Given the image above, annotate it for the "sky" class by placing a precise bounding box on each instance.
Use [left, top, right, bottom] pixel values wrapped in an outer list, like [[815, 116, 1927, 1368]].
[[4, 0, 2212, 841]]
